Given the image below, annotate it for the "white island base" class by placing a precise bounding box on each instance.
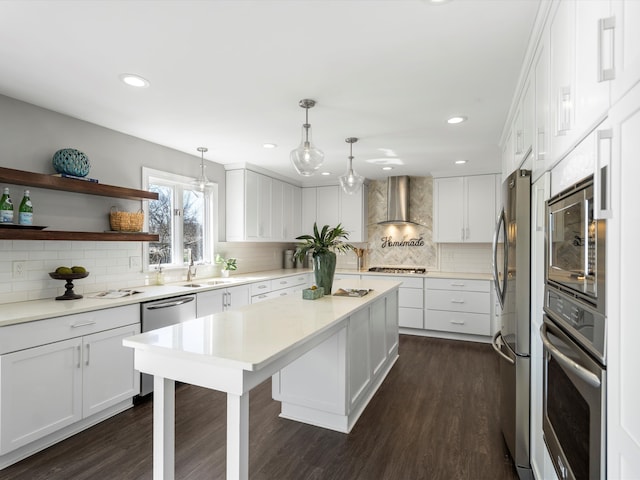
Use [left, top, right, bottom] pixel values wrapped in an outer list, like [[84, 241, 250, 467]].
[[123, 279, 400, 480]]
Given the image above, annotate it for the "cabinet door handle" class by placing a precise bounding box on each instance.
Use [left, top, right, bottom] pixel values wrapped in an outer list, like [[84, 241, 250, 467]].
[[451, 320, 465, 325], [258, 285, 267, 289], [557, 86, 572, 134], [279, 281, 287, 285], [71, 320, 96, 328], [536, 127, 545, 161], [450, 282, 465, 287], [595, 128, 613, 219], [451, 300, 465, 304], [598, 16, 616, 81], [85, 344, 90, 366], [77, 345, 81, 369]]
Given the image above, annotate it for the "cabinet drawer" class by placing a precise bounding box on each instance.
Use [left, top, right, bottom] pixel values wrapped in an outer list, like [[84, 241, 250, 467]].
[[251, 287, 295, 304], [399, 288, 424, 309], [250, 280, 272, 296], [425, 311, 491, 336], [363, 274, 423, 289], [334, 273, 361, 281], [426, 278, 489, 292], [426, 290, 489, 314], [0, 305, 140, 355], [272, 275, 307, 290], [399, 307, 424, 329]]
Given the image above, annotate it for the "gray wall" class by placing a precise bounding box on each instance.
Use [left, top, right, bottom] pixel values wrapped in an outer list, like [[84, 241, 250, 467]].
[[0, 94, 227, 239]]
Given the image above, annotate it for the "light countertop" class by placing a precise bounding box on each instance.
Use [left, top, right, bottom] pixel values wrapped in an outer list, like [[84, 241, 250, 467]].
[[336, 269, 493, 281], [123, 278, 400, 372], [0, 268, 491, 327], [0, 269, 312, 327]]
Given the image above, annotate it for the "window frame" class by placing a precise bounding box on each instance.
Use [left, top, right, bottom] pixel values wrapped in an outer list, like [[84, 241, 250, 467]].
[[142, 167, 217, 271]]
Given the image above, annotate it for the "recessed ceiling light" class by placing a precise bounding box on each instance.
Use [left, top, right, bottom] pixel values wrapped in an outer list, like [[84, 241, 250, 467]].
[[447, 116, 467, 124], [321, 171, 331, 176], [382, 166, 394, 171], [263, 143, 277, 149], [455, 160, 467, 165], [119, 73, 150, 88]]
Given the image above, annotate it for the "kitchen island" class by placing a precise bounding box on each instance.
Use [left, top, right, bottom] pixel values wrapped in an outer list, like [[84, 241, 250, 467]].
[[123, 278, 400, 480]]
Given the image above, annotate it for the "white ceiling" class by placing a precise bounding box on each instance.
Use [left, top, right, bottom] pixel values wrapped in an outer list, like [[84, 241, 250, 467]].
[[0, 0, 540, 185]]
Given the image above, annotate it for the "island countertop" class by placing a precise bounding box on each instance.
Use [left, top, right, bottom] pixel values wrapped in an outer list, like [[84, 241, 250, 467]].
[[123, 278, 400, 372]]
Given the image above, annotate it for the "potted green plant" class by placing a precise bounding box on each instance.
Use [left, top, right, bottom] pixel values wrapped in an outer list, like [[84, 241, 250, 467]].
[[295, 223, 354, 294], [215, 253, 237, 277]]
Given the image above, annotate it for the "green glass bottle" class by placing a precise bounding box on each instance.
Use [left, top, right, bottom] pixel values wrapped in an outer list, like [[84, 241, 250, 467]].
[[18, 190, 33, 226], [0, 187, 13, 224]]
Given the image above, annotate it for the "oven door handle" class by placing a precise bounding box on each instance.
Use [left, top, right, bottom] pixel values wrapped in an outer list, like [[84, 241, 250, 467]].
[[491, 331, 515, 365], [540, 323, 601, 388]]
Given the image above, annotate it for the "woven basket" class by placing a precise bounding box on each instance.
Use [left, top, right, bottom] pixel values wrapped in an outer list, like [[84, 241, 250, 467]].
[[109, 207, 144, 232]]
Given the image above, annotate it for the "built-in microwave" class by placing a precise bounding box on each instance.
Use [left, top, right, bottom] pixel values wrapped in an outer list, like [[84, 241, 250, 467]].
[[546, 176, 605, 313]]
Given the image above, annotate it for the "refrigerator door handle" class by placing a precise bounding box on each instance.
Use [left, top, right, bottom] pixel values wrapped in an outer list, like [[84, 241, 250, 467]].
[[492, 208, 507, 309], [491, 331, 515, 365]]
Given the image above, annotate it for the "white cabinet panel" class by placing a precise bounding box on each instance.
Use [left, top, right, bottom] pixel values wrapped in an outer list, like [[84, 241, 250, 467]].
[[348, 308, 371, 408], [226, 168, 301, 242], [433, 175, 496, 243], [301, 185, 368, 242], [433, 177, 464, 242], [82, 324, 140, 418], [425, 311, 490, 336], [607, 81, 640, 480], [533, 33, 550, 179], [197, 289, 225, 316], [385, 290, 399, 355], [399, 307, 423, 329], [370, 299, 387, 376], [316, 186, 340, 230], [426, 290, 490, 314], [0, 338, 82, 454], [611, 0, 640, 104]]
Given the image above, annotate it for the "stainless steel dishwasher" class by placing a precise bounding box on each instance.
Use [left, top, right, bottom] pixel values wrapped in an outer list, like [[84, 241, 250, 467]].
[[139, 294, 197, 397]]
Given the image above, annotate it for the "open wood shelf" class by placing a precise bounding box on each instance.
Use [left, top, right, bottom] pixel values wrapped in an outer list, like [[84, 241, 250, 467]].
[[0, 229, 159, 242], [0, 166, 160, 241], [0, 166, 158, 201]]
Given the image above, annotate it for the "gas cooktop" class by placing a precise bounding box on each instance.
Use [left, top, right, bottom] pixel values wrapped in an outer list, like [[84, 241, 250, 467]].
[[368, 267, 427, 274]]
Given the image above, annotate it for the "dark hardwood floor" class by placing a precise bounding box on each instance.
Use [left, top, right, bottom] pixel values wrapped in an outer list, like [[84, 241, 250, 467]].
[[0, 335, 518, 480]]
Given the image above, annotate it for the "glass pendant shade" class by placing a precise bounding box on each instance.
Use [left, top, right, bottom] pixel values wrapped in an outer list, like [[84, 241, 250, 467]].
[[290, 125, 324, 176], [192, 147, 214, 191], [339, 137, 364, 195], [291, 99, 324, 176]]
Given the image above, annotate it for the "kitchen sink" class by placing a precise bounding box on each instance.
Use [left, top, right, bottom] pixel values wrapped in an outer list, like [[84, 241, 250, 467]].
[[206, 280, 234, 285], [181, 283, 203, 288]]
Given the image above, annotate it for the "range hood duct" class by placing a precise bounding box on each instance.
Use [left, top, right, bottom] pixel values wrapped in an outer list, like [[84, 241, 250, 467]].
[[379, 175, 417, 225]]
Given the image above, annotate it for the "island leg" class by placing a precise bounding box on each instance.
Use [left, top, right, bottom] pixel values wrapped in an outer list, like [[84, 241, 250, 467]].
[[153, 376, 175, 480], [227, 392, 250, 480]]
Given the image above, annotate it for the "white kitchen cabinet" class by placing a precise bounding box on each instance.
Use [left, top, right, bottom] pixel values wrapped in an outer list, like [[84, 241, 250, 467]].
[[82, 324, 140, 418], [425, 278, 492, 337], [250, 273, 310, 304], [272, 287, 399, 433], [0, 305, 139, 456], [611, 0, 640, 104], [533, 30, 550, 180], [549, 0, 611, 163], [226, 168, 301, 242], [0, 338, 82, 454], [502, 130, 514, 181], [361, 274, 424, 329], [316, 186, 341, 232], [348, 308, 371, 408], [513, 74, 534, 169], [606, 81, 640, 480], [197, 284, 251, 316], [301, 184, 368, 242], [433, 175, 497, 243]]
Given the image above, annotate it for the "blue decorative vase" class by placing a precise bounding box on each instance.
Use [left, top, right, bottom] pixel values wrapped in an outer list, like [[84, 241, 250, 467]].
[[52, 148, 90, 177]]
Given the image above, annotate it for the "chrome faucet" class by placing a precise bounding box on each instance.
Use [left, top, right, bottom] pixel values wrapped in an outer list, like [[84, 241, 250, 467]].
[[187, 259, 197, 282]]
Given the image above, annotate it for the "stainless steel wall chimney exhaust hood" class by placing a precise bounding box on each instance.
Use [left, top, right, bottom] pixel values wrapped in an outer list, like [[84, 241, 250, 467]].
[[379, 175, 418, 225]]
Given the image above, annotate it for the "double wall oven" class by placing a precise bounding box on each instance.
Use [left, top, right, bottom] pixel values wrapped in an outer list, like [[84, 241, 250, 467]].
[[542, 176, 606, 480]]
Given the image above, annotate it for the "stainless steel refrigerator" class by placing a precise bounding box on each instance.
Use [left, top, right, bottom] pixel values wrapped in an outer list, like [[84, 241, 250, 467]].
[[491, 169, 532, 480]]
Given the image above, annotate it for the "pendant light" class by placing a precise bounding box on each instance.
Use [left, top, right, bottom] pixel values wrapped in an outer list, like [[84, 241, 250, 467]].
[[192, 147, 214, 191], [290, 99, 324, 176], [339, 137, 364, 195]]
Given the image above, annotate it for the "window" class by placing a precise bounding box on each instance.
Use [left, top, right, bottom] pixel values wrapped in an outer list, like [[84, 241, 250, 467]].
[[143, 168, 216, 269]]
